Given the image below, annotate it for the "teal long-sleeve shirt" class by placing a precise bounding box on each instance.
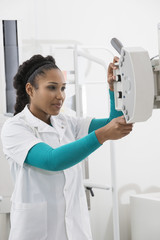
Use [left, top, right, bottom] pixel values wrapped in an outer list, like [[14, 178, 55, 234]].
[[88, 89, 123, 133], [25, 90, 123, 171]]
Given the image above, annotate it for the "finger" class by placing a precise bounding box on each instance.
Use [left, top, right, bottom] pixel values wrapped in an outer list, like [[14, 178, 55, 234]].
[[108, 75, 116, 83], [118, 117, 133, 126], [108, 63, 118, 76], [121, 128, 133, 134], [108, 57, 119, 76], [121, 129, 133, 134], [114, 116, 133, 125], [122, 125, 133, 130], [109, 63, 117, 70], [122, 123, 133, 127], [122, 132, 130, 136], [120, 126, 133, 131], [113, 56, 119, 64], [116, 116, 127, 124]]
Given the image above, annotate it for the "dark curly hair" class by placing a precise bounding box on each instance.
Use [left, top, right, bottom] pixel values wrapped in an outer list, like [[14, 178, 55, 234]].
[[13, 54, 59, 115]]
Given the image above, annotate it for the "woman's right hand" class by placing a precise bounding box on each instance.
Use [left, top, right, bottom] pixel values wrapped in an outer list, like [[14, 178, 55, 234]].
[[107, 56, 119, 91], [95, 116, 133, 144]]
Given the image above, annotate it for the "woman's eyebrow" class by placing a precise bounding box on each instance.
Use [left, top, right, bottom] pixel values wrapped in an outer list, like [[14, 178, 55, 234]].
[[48, 82, 66, 85]]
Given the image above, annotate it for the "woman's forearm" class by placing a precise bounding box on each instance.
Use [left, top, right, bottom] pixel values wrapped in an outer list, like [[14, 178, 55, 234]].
[[25, 131, 101, 171]]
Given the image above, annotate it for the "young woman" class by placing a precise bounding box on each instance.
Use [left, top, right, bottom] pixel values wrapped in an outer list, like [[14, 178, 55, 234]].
[[1, 54, 132, 240]]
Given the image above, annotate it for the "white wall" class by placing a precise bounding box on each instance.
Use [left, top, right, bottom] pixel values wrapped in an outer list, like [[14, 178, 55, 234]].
[[1, 0, 160, 240]]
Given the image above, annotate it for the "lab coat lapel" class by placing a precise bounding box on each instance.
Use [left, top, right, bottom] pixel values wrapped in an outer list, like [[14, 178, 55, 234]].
[[23, 105, 58, 134], [23, 105, 67, 138], [50, 114, 67, 142]]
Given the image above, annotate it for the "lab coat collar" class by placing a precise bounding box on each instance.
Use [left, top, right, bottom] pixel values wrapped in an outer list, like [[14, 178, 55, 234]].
[[23, 105, 66, 133]]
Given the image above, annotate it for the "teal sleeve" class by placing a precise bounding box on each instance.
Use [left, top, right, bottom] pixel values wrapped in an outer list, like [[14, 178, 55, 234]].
[[109, 89, 123, 119], [25, 131, 101, 171], [88, 89, 123, 133]]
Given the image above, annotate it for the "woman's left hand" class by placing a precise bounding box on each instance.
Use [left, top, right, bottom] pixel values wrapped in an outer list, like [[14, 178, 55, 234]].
[[107, 56, 119, 91]]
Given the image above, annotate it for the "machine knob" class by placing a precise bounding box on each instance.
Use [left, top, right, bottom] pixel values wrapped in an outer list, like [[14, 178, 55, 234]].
[[117, 91, 122, 98]]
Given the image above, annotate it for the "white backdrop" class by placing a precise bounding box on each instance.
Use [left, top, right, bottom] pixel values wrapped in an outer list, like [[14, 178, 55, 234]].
[[0, 0, 160, 240]]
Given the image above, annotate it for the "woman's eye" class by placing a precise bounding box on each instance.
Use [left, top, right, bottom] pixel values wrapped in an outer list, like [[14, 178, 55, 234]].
[[47, 86, 66, 91], [48, 86, 56, 90], [61, 87, 66, 91]]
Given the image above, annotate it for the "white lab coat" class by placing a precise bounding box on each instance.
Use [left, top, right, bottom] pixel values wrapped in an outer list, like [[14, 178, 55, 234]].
[[1, 105, 93, 240]]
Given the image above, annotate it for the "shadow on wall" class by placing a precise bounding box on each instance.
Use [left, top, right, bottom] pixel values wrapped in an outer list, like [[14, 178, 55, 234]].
[[105, 184, 160, 240]]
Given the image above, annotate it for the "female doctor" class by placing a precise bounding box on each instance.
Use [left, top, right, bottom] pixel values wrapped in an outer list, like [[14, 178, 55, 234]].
[[1, 54, 132, 240]]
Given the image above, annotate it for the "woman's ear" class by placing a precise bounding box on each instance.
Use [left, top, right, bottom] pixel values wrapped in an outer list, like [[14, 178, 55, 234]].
[[25, 83, 34, 97]]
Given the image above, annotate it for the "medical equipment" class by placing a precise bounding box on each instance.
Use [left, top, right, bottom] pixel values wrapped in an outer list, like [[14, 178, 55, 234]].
[[111, 38, 155, 123], [110, 24, 160, 240]]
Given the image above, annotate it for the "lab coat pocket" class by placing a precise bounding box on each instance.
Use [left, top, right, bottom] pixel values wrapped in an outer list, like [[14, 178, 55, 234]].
[[9, 201, 47, 240]]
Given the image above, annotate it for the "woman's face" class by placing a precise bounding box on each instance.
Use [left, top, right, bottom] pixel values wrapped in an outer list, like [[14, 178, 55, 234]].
[[26, 68, 66, 122]]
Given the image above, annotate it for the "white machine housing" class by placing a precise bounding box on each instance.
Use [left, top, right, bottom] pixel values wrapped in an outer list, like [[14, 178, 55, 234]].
[[114, 47, 154, 123]]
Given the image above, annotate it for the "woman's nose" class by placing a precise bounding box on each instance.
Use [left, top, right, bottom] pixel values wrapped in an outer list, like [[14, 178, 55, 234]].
[[56, 90, 65, 100]]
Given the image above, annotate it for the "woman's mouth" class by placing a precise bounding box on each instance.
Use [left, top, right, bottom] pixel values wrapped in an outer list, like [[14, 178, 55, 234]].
[[52, 104, 62, 109]]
